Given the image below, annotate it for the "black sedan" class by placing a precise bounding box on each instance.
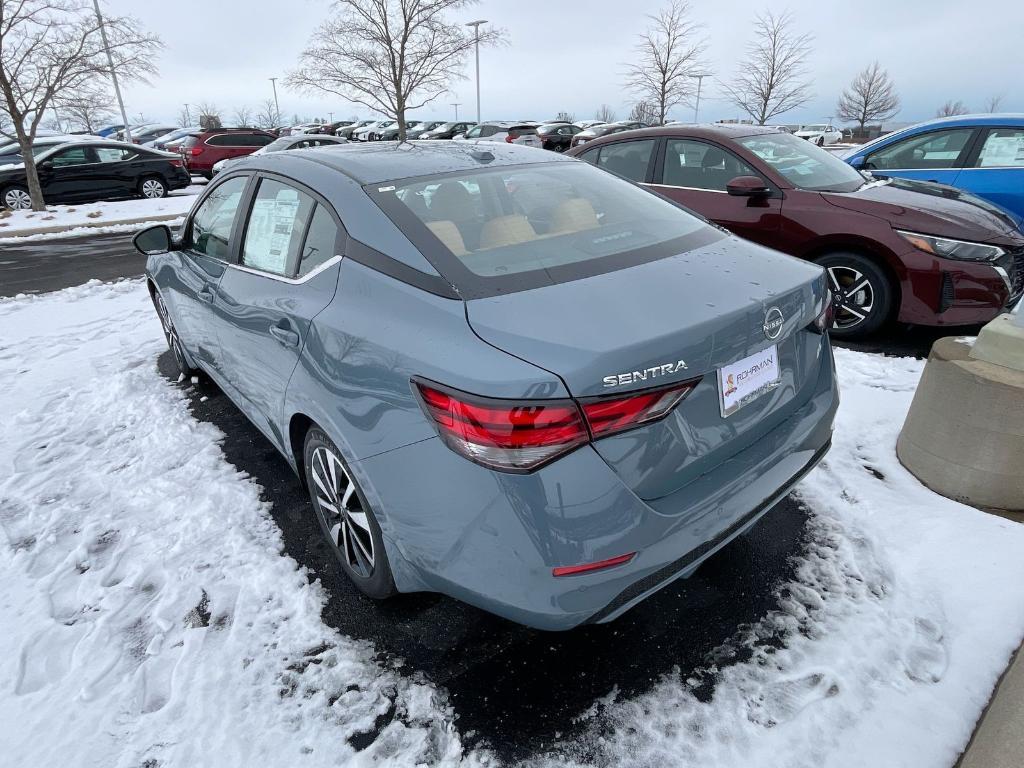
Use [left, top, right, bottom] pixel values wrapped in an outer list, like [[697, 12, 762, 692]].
[[0, 141, 192, 210], [420, 121, 477, 140], [537, 122, 582, 151]]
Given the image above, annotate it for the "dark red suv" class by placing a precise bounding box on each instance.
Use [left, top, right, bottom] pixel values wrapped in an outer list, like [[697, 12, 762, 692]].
[[180, 128, 276, 179], [568, 125, 1024, 336]]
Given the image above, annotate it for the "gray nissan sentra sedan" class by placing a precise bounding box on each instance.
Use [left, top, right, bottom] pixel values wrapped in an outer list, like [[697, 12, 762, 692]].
[[136, 141, 838, 630]]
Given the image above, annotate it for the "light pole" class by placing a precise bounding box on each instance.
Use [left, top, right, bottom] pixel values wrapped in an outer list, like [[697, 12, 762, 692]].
[[451, 102, 461, 120], [690, 72, 712, 123], [465, 20, 487, 123], [269, 77, 280, 122], [92, 0, 132, 142]]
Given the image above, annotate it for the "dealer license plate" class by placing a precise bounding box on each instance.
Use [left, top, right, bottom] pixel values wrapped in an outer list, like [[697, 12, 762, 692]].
[[718, 345, 781, 418]]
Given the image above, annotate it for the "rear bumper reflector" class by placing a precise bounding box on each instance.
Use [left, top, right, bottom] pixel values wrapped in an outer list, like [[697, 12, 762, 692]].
[[552, 552, 636, 577]]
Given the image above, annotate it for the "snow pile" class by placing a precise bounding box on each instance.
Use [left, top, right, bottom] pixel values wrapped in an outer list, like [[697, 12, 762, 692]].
[[0, 187, 201, 240], [534, 349, 1024, 768], [2, 280, 1023, 768], [0, 282, 482, 767]]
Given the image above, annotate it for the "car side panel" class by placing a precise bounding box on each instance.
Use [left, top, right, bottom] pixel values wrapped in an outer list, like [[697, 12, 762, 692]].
[[280, 257, 570, 470], [953, 168, 1024, 219]]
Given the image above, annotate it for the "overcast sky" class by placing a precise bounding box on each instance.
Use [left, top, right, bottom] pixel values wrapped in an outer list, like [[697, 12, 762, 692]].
[[107, 0, 1019, 127]]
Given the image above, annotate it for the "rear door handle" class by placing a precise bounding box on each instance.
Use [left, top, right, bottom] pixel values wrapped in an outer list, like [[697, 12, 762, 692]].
[[197, 286, 215, 304], [269, 325, 299, 347]]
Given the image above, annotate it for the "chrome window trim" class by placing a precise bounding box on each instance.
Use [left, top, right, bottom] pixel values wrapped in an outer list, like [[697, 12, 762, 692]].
[[228, 254, 343, 284], [643, 182, 728, 195], [960, 165, 1024, 171]]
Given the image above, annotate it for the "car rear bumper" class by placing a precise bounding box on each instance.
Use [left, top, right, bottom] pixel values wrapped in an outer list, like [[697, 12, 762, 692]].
[[355, 335, 838, 630]]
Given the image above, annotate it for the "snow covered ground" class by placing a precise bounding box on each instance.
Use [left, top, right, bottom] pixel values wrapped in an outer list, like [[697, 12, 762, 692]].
[[0, 185, 202, 241], [2, 280, 1023, 768]]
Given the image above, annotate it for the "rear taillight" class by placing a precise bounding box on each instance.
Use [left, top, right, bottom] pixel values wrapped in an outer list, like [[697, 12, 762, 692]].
[[414, 381, 588, 472], [811, 291, 834, 333], [169, 159, 183, 168], [190, 146, 203, 156], [505, 134, 515, 143], [413, 378, 697, 472], [581, 381, 697, 440]]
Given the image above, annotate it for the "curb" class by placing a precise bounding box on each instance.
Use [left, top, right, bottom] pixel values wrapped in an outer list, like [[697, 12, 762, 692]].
[[0, 212, 183, 240], [957, 641, 1024, 768]]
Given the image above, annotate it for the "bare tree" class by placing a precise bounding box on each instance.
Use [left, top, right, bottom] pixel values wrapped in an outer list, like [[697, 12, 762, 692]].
[[176, 104, 192, 127], [0, 1, 160, 209], [56, 86, 115, 133], [554, 110, 575, 123], [984, 94, 1004, 113], [721, 10, 813, 125], [595, 104, 616, 122], [288, 0, 504, 142], [256, 97, 281, 129], [836, 62, 899, 137], [622, 0, 704, 125], [936, 100, 968, 118], [231, 105, 253, 127], [629, 101, 659, 125]]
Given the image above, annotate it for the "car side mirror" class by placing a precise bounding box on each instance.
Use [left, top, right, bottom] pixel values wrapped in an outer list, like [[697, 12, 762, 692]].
[[133, 224, 173, 255], [37, 159, 53, 171], [726, 175, 771, 197]]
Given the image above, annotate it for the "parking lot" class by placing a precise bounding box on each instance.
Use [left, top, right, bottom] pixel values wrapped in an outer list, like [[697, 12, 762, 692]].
[[3, 0, 1024, 766]]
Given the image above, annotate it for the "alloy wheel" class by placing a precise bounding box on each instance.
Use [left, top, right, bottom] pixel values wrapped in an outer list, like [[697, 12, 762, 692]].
[[3, 187, 31, 210], [141, 179, 165, 198], [310, 446, 375, 578], [827, 265, 875, 331]]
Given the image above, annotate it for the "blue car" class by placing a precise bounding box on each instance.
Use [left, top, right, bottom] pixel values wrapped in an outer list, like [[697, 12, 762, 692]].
[[844, 115, 1024, 220], [135, 142, 838, 630]]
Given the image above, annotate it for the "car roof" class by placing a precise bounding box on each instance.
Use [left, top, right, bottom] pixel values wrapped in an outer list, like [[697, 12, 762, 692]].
[[581, 123, 779, 142], [235, 140, 568, 184]]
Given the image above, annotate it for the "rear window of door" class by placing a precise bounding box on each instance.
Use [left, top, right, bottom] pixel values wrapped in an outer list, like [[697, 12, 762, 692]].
[[594, 139, 656, 183], [207, 134, 240, 147], [189, 176, 248, 260], [661, 139, 761, 191], [95, 147, 137, 162], [972, 128, 1024, 168], [240, 178, 340, 278], [867, 128, 975, 170]]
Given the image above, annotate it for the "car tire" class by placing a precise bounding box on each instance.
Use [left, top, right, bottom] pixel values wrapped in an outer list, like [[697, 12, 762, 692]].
[[815, 252, 893, 337], [151, 288, 200, 377], [816, 136, 825, 146], [139, 175, 168, 199], [1, 184, 32, 210], [303, 427, 397, 600]]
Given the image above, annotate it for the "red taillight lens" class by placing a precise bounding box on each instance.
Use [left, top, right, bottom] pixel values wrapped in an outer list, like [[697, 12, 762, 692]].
[[581, 381, 697, 440], [190, 147, 203, 156], [812, 291, 834, 333], [414, 377, 698, 472], [505, 134, 515, 143], [169, 158, 183, 168], [414, 381, 589, 472]]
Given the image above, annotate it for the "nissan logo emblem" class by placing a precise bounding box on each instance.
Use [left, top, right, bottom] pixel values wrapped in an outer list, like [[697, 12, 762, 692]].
[[763, 307, 784, 340]]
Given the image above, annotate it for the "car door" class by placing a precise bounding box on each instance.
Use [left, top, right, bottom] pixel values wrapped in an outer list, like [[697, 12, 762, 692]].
[[37, 146, 103, 201], [93, 146, 139, 196], [862, 127, 978, 185], [213, 175, 343, 446], [957, 126, 1024, 217], [644, 137, 783, 246], [170, 174, 251, 373]]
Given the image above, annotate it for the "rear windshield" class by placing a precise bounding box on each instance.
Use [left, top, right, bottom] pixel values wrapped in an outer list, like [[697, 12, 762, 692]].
[[367, 160, 715, 298]]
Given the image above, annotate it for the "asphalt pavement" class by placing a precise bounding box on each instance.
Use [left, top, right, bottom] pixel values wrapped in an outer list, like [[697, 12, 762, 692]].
[[0, 232, 144, 297]]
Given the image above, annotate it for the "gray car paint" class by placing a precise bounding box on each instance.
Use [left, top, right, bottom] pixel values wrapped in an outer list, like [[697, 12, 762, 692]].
[[145, 142, 838, 630]]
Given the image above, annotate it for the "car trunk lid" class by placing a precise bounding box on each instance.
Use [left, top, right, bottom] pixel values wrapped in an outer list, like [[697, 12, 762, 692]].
[[465, 238, 828, 501]]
